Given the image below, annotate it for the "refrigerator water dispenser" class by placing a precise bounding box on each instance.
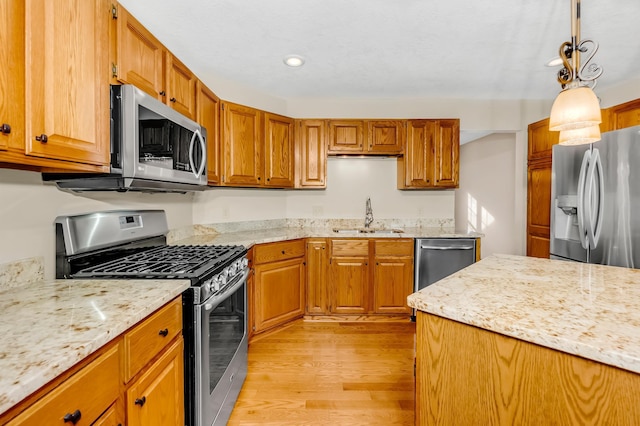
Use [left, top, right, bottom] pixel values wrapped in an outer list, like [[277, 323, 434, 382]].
[[554, 195, 579, 240]]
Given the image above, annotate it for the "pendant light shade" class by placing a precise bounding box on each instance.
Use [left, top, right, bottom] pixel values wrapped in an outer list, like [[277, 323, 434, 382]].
[[559, 124, 601, 145], [549, 86, 602, 131]]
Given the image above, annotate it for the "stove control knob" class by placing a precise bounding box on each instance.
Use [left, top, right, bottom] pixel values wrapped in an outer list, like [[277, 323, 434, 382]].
[[213, 276, 222, 291], [219, 273, 228, 286], [241, 258, 249, 268], [205, 277, 214, 293]]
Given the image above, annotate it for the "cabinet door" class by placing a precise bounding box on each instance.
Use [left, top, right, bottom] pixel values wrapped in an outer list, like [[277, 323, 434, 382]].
[[127, 338, 184, 426], [399, 120, 436, 188], [328, 120, 365, 154], [115, 5, 166, 101], [25, 0, 110, 166], [295, 120, 327, 188], [367, 120, 404, 154], [264, 112, 295, 188], [306, 239, 328, 314], [434, 119, 460, 188], [92, 403, 122, 426], [330, 256, 369, 314], [528, 118, 559, 162], [608, 99, 640, 130], [527, 161, 552, 258], [221, 102, 263, 186], [0, 0, 24, 154], [253, 257, 305, 333], [197, 82, 221, 185], [167, 55, 197, 120], [373, 258, 413, 314]]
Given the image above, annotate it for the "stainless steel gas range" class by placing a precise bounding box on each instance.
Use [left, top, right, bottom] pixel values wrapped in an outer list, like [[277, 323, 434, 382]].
[[55, 210, 249, 426]]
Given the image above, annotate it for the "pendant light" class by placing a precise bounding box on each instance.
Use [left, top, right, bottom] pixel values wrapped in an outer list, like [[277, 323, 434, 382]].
[[549, 0, 603, 144]]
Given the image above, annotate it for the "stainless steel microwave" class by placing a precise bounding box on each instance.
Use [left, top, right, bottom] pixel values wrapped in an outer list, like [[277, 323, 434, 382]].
[[45, 85, 207, 192]]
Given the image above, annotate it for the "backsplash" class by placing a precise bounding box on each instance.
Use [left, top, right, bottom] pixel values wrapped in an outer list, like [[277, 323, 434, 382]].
[[0, 257, 44, 289]]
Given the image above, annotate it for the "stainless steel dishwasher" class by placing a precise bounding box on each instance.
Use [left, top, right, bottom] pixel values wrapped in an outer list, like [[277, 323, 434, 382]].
[[414, 238, 477, 292]]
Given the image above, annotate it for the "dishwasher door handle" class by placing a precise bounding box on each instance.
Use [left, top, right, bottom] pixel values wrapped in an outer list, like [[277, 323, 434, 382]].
[[420, 245, 475, 250]]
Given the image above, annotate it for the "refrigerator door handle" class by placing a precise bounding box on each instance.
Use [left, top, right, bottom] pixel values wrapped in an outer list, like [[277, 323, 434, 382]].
[[586, 148, 604, 249], [577, 150, 591, 250]]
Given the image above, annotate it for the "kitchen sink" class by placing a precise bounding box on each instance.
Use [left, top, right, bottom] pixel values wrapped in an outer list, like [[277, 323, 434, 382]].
[[332, 228, 404, 234]]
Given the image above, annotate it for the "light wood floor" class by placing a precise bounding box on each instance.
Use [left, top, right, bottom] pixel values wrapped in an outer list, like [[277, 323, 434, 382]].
[[228, 320, 416, 425]]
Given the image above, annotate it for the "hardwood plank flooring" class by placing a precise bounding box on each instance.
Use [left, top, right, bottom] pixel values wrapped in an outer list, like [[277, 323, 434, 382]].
[[228, 320, 416, 425]]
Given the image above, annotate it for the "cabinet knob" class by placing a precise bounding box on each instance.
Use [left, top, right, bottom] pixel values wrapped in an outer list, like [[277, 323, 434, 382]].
[[281, 250, 285, 254], [0, 123, 10, 134], [159, 91, 166, 96], [35, 134, 48, 143], [63, 409, 82, 424], [170, 97, 176, 103], [135, 396, 147, 407], [158, 328, 169, 337], [257, 177, 261, 181]]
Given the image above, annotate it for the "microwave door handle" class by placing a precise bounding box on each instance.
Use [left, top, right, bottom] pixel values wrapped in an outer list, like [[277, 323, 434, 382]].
[[188, 129, 206, 178]]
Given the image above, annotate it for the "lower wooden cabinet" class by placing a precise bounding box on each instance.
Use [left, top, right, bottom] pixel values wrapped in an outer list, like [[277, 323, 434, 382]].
[[330, 239, 370, 314], [252, 239, 305, 334], [3, 297, 184, 426], [306, 239, 328, 313], [373, 240, 414, 314]]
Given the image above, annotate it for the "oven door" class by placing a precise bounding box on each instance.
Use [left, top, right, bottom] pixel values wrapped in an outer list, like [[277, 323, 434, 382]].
[[195, 270, 248, 426]]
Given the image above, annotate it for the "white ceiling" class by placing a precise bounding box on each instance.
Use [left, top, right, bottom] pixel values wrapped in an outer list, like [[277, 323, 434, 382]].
[[118, 0, 640, 102]]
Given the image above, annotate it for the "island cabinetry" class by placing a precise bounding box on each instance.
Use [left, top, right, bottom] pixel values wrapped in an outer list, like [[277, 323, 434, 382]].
[[372, 240, 413, 314], [305, 238, 328, 314], [398, 119, 459, 189], [263, 112, 295, 187], [252, 240, 306, 334], [112, 5, 196, 120], [416, 311, 640, 425], [6, 345, 120, 426], [197, 82, 221, 185], [295, 120, 327, 188], [329, 239, 370, 314]]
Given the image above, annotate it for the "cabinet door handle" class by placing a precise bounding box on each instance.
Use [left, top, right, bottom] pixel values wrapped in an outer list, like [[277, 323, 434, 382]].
[[135, 396, 147, 407], [158, 328, 169, 337], [0, 123, 10, 134], [170, 97, 176, 103], [159, 91, 166, 96], [63, 409, 82, 424], [35, 134, 48, 143]]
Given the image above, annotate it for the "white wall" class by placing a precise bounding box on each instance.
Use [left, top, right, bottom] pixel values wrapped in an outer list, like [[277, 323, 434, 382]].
[[455, 133, 523, 258], [0, 169, 194, 279]]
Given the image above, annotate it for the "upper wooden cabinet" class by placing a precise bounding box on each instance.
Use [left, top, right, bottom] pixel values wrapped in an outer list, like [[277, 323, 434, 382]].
[[197, 82, 221, 185], [528, 117, 559, 162], [606, 99, 640, 131], [0, 0, 25, 155], [295, 119, 327, 188], [398, 119, 460, 189], [327, 119, 404, 155], [23, 0, 110, 169], [221, 102, 263, 186], [263, 112, 295, 187], [113, 5, 196, 120]]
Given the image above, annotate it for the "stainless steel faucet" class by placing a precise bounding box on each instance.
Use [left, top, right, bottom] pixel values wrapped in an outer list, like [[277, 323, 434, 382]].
[[364, 197, 374, 228]]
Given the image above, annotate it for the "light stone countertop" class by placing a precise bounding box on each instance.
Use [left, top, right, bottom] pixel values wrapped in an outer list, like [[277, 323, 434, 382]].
[[0, 279, 189, 416], [407, 254, 640, 374]]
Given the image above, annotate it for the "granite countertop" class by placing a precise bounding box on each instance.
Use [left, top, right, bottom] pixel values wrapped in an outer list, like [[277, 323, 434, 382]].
[[0, 279, 189, 416], [171, 225, 480, 248], [407, 254, 640, 374]]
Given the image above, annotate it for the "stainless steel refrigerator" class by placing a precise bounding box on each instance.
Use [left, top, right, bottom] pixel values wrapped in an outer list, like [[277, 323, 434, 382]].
[[550, 125, 640, 268]]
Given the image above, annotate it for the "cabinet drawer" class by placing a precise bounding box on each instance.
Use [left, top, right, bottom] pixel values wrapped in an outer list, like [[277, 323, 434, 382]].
[[331, 239, 369, 257], [8, 345, 119, 426], [254, 239, 305, 264], [374, 239, 414, 257], [122, 297, 182, 382]]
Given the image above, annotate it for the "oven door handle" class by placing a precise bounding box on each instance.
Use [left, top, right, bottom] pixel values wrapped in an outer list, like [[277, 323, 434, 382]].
[[203, 268, 250, 312]]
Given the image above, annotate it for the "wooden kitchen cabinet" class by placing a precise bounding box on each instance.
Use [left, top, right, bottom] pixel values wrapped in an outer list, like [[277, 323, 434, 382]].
[[528, 117, 559, 162], [295, 119, 327, 188], [126, 338, 184, 426], [113, 5, 196, 120], [306, 238, 328, 314], [527, 161, 552, 258], [328, 120, 365, 154], [327, 119, 404, 155], [372, 240, 413, 314], [398, 119, 460, 189], [221, 101, 263, 186], [20, 0, 111, 170], [0, 0, 24, 156], [92, 403, 122, 426], [367, 120, 405, 154], [263, 112, 295, 187], [329, 239, 370, 314], [606, 98, 640, 130], [252, 240, 306, 334], [197, 81, 221, 185]]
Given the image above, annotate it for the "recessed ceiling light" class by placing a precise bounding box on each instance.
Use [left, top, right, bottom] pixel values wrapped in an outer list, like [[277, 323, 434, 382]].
[[283, 55, 305, 67], [545, 57, 564, 67]]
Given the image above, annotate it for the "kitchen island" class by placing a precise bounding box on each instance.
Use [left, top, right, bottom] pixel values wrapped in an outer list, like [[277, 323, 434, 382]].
[[407, 254, 640, 425]]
